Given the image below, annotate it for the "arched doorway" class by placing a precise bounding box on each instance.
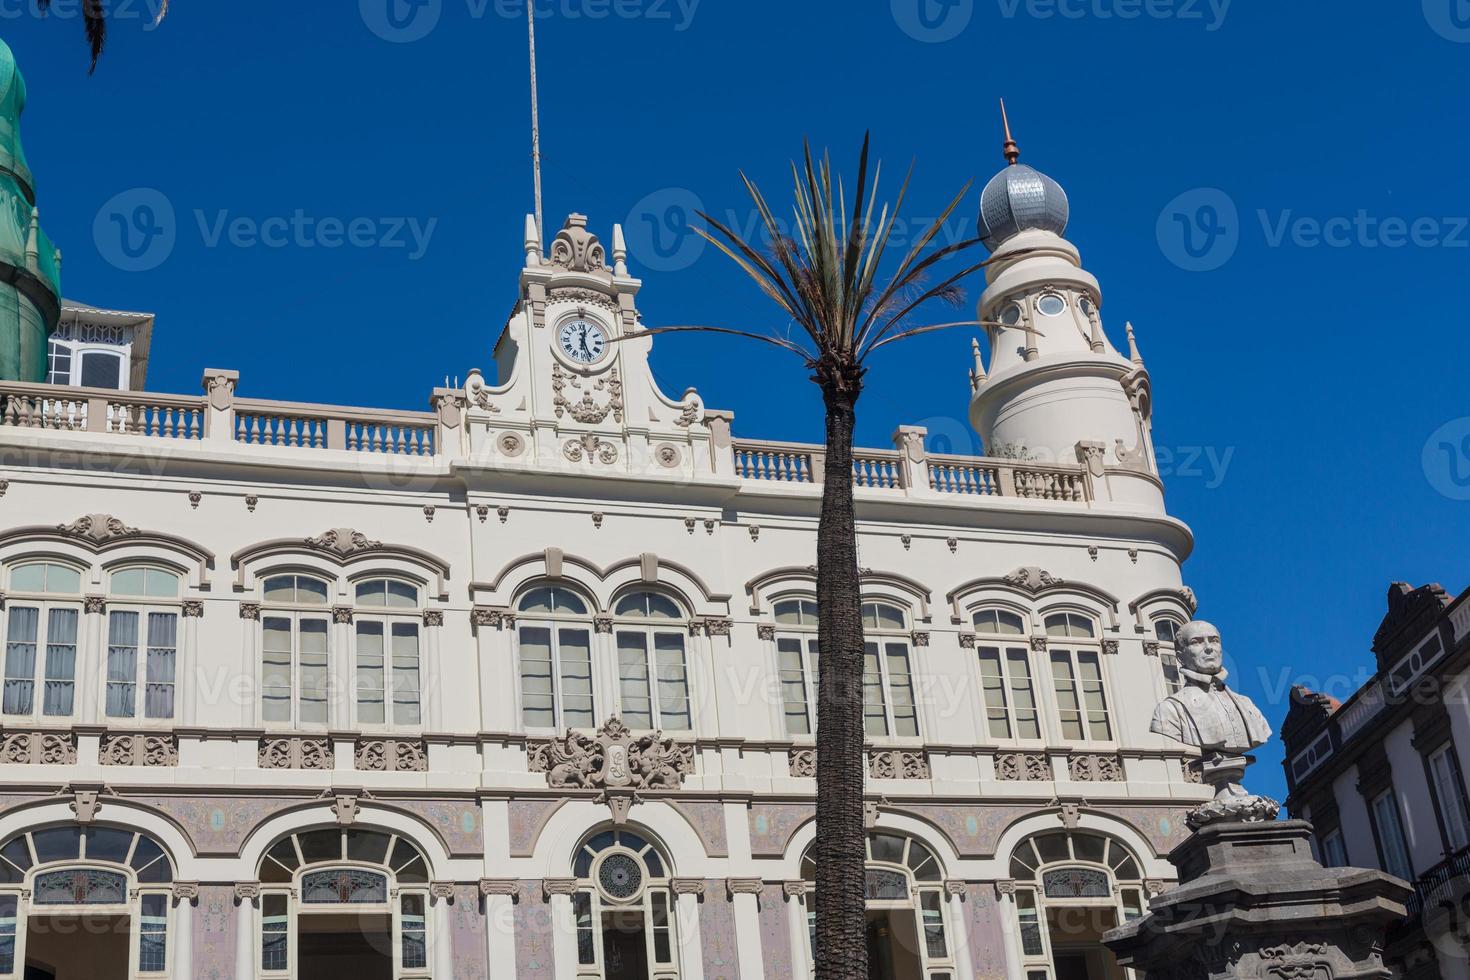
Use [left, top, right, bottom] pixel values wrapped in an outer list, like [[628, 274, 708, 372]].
[[797, 831, 960, 980], [256, 827, 432, 979], [0, 824, 176, 979], [1006, 830, 1148, 980], [569, 828, 679, 980]]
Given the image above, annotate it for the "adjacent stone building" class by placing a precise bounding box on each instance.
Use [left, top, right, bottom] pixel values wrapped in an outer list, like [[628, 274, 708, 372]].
[[0, 85, 1211, 979], [1281, 581, 1470, 980]]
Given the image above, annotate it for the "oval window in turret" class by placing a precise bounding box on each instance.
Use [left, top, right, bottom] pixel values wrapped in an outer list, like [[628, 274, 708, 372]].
[[1036, 293, 1067, 317]]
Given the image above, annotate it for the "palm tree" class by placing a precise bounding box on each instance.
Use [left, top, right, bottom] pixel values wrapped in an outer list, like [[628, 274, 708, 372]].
[[634, 135, 993, 978], [37, 0, 168, 73]]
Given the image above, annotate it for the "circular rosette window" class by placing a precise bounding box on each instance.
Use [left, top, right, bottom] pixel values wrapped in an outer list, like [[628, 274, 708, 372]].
[[597, 851, 645, 902]]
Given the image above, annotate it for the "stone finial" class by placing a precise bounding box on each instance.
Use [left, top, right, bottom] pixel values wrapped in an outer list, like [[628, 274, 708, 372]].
[[524, 213, 541, 266], [1126, 322, 1144, 366], [612, 223, 629, 276], [23, 206, 38, 265], [970, 337, 986, 391]]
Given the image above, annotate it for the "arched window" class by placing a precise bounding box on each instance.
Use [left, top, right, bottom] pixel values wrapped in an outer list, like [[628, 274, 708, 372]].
[[0, 825, 175, 976], [353, 578, 421, 728], [3, 561, 83, 720], [862, 602, 919, 738], [261, 574, 332, 727], [1043, 612, 1111, 742], [106, 566, 182, 720], [1006, 830, 1146, 979], [773, 599, 820, 736], [798, 832, 957, 980], [516, 585, 594, 730], [257, 827, 431, 978], [974, 608, 1040, 741], [1152, 616, 1185, 694], [613, 591, 690, 731], [570, 828, 678, 980]]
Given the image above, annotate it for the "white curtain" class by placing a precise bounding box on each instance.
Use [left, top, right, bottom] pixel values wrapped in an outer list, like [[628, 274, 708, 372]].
[[42, 608, 77, 717], [107, 611, 139, 718], [3, 607, 38, 715], [145, 612, 177, 719]]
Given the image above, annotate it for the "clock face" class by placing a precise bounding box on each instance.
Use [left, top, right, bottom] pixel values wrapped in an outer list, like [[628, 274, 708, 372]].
[[558, 318, 608, 364]]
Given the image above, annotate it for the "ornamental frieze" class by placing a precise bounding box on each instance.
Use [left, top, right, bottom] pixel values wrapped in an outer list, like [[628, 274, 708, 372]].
[[527, 717, 693, 821], [551, 364, 624, 424], [305, 528, 382, 557], [100, 733, 179, 768], [57, 514, 140, 544]]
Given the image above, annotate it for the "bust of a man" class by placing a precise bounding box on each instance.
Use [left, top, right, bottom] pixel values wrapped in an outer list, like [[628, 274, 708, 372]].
[[1150, 620, 1271, 754]]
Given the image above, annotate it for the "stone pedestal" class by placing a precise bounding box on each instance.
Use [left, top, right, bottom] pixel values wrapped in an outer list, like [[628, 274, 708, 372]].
[[1104, 820, 1411, 979]]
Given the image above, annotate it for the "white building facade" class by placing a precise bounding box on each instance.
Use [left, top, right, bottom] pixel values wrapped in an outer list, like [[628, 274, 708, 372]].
[[0, 149, 1210, 979]]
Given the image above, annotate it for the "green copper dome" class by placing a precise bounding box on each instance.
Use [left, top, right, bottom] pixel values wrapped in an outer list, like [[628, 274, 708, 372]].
[[0, 36, 61, 382]]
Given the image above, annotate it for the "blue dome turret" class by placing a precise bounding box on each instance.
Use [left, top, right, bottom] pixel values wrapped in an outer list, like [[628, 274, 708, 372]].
[[978, 101, 1070, 251]]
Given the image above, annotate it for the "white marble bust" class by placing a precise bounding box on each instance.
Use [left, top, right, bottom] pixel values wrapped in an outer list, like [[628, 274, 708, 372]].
[[1150, 620, 1272, 754]]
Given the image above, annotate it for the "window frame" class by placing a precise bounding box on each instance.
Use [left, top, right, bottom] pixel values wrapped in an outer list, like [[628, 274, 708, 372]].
[[1369, 788, 1415, 881], [1041, 609, 1113, 744], [351, 577, 424, 732], [972, 607, 1041, 743], [2, 561, 86, 723], [104, 565, 184, 724], [612, 589, 693, 733], [771, 598, 821, 738], [861, 600, 921, 741], [1427, 743, 1470, 854], [514, 584, 597, 733], [259, 573, 334, 730], [1152, 615, 1185, 695]]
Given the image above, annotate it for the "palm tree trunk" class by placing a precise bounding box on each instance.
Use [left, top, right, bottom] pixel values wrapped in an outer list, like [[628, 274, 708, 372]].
[[814, 368, 867, 980]]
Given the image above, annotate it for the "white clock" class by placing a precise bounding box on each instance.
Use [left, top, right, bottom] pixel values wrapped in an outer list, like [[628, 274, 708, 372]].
[[558, 317, 608, 364]]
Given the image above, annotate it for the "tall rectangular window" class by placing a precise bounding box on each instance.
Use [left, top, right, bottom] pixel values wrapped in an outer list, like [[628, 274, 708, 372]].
[[862, 603, 920, 738], [355, 620, 422, 727], [1050, 649, 1111, 741], [40, 608, 77, 717], [777, 634, 819, 735], [1430, 746, 1470, 852], [262, 615, 330, 725], [1372, 790, 1414, 880], [106, 610, 178, 719], [517, 624, 594, 730], [137, 892, 168, 972], [1320, 828, 1348, 868], [616, 629, 690, 731], [3, 607, 39, 716], [978, 645, 1041, 740]]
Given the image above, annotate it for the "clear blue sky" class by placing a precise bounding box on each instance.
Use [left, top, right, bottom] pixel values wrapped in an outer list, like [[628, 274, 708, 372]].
[[6, 1, 1470, 803]]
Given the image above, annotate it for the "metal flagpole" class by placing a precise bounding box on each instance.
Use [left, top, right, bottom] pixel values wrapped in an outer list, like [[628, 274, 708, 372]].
[[528, 1, 544, 243]]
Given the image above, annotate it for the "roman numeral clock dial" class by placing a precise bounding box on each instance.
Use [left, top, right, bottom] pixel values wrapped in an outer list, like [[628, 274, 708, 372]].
[[557, 318, 608, 365]]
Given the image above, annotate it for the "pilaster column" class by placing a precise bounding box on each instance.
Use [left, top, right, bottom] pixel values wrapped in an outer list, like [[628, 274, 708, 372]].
[[172, 884, 196, 980], [726, 879, 766, 980], [181, 603, 202, 726], [239, 603, 260, 726], [670, 879, 706, 980], [783, 881, 811, 980], [944, 881, 974, 980], [201, 369, 238, 442], [330, 606, 352, 730], [431, 884, 454, 980], [994, 880, 1022, 980], [424, 610, 444, 730], [233, 884, 258, 980], [479, 880, 520, 980], [545, 878, 579, 975], [80, 595, 103, 722]]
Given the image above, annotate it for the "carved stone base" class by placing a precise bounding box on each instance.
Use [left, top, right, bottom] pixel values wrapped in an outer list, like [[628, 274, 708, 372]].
[[1185, 791, 1280, 831], [1104, 820, 1410, 979]]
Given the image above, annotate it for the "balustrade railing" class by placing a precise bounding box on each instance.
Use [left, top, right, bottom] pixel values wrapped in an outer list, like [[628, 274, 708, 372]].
[[1406, 845, 1470, 921], [733, 440, 817, 483]]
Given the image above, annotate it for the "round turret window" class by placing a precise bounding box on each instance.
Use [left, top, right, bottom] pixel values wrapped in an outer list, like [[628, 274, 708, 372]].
[[598, 851, 645, 901], [1036, 293, 1067, 317], [999, 303, 1023, 326]]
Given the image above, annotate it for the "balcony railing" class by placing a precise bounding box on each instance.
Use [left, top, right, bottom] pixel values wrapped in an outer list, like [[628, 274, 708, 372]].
[[0, 375, 1097, 506], [1405, 844, 1470, 921]]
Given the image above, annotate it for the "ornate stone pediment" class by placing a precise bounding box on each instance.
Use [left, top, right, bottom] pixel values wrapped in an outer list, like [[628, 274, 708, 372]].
[[552, 364, 623, 424], [1003, 566, 1064, 593], [547, 214, 609, 275], [527, 718, 694, 821], [57, 514, 139, 544], [305, 528, 382, 557]]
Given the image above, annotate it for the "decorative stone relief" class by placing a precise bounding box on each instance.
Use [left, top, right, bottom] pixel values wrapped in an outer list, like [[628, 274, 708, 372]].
[[475, 505, 491, 522], [551, 364, 624, 424], [355, 738, 429, 772], [0, 731, 77, 765], [958, 632, 977, 649], [911, 631, 930, 647], [757, 624, 775, 641], [333, 795, 359, 826], [1003, 566, 1064, 593], [305, 528, 382, 557], [705, 618, 734, 636], [1068, 754, 1124, 782], [671, 878, 706, 896], [430, 882, 455, 901], [258, 737, 333, 771], [84, 595, 106, 614], [674, 402, 700, 427], [782, 881, 810, 897], [995, 752, 1050, 782], [99, 733, 179, 767], [1102, 639, 1120, 655], [548, 286, 618, 312], [480, 879, 520, 898], [239, 602, 261, 621], [472, 606, 513, 629], [726, 878, 764, 897], [944, 880, 967, 896], [591, 512, 604, 529], [947, 537, 958, 554], [70, 788, 101, 824], [245, 495, 259, 513], [422, 609, 444, 627], [526, 718, 693, 819], [423, 505, 435, 523], [868, 749, 931, 780], [563, 433, 617, 465], [1143, 640, 1161, 657], [1030, 636, 1048, 652], [546, 215, 608, 273], [1182, 759, 1203, 784], [182, 600, 204, 618], [172, 881, 200, 901], [332, 606, 353, 625], [57, 514, 139, 544], [788, 749, 816, 778], [188, 490, 202, 509], [498, 506, 510, 523], [234, 882, 261, 901]]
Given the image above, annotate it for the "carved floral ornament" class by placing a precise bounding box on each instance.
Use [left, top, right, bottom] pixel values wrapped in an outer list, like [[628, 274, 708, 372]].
[[57, 514, 140, 544], [305, 528, 383, 557], [527, 717, 694, 821], [1003, 566, 1064, 593], [552, 363, 624, 424], [547, 214, 609, 274]]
